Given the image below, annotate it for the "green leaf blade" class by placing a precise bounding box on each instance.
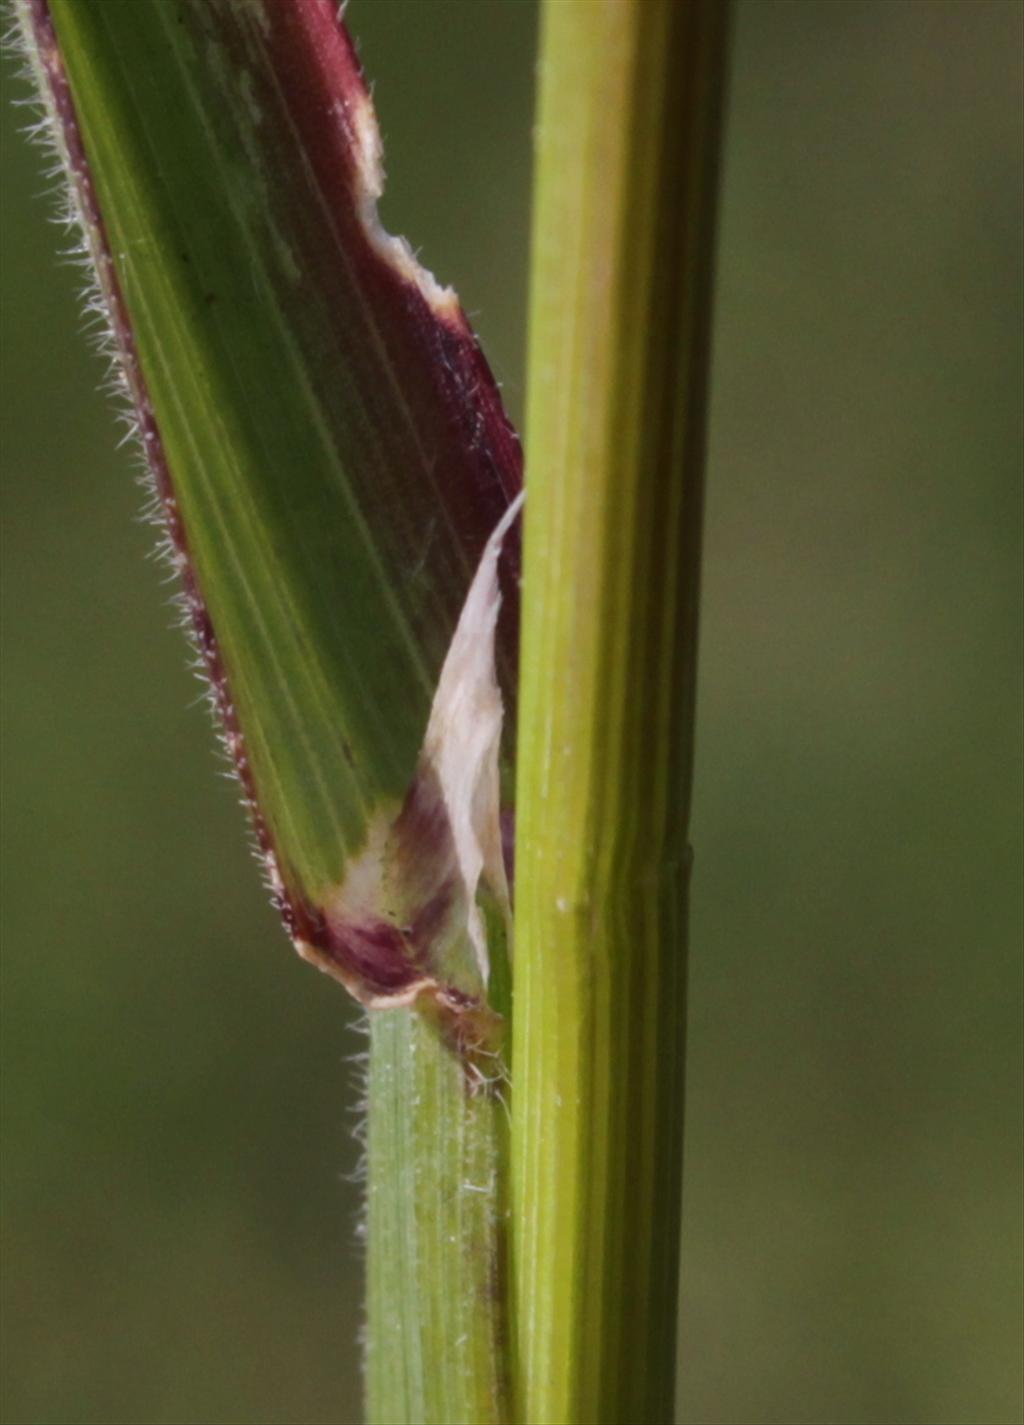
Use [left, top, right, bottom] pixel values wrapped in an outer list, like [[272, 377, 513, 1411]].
[[32, 0, 522, 901], [15, 3, 520, 1421]]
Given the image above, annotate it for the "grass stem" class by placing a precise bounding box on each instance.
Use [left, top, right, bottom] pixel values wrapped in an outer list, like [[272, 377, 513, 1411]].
[[511, 4, 729, 1420]]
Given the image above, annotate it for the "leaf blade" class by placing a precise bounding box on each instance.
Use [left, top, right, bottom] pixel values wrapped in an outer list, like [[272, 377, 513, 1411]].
[[16, 2, 520, 1419]]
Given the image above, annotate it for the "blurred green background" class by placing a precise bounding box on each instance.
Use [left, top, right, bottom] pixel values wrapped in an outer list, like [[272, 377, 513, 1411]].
[[2, 1, 1021, 1422]]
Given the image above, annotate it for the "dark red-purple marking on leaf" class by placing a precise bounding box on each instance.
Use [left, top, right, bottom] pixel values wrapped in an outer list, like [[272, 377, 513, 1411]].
[[202, 0, 523, 707], [286, 750, 504, 1070]]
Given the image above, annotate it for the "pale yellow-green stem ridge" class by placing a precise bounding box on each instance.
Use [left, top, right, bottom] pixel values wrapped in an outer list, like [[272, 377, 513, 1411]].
[[512, 3, 729, 1422]]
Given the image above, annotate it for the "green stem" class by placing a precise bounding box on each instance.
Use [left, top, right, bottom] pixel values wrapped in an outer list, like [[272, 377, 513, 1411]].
[[367, 1011, 510, 1424], [511, 3, 728, 1422]]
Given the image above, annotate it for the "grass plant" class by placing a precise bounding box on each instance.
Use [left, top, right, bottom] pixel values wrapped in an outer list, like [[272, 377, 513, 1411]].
[[13, 3, 728, 1419]]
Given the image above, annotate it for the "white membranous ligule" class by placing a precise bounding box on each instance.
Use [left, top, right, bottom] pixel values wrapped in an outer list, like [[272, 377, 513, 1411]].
[[421, 490, 522, 988]]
